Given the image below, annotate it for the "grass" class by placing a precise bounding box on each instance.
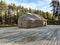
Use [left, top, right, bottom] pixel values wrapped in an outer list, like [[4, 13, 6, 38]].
[[47, 23, 60, 25], [0, 23, 60, 28], [0, 24, 17, 28], [48, 23, 60, 25], [0, 26, 16, 28]]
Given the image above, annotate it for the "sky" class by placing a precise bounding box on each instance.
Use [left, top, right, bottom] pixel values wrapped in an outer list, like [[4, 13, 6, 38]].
[[1, 0, 52, 13]]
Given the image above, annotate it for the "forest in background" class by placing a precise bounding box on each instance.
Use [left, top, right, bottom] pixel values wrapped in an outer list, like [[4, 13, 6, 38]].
[[0, 1, 57, 26]]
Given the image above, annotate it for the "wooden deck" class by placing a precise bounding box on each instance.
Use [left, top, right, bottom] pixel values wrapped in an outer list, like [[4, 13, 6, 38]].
[[0, 25, 60, 45]]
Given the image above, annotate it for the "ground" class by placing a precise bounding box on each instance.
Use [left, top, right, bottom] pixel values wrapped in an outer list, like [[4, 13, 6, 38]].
[[0, 25, 60, 45]]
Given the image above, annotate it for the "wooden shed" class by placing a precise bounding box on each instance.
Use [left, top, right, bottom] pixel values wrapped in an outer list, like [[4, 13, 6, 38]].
[[18, 13, 47, 28]]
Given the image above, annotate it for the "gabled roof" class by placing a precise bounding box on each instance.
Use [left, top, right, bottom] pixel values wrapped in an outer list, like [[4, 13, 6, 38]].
[[20, 13, 46, 21]]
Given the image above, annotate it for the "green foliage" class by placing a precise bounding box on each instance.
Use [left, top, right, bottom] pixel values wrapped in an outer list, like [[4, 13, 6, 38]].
[[12, 4, 17, 11], [0, 1, 8, 11], [0, 13, 2, 24], [0, 1, 54, 25]]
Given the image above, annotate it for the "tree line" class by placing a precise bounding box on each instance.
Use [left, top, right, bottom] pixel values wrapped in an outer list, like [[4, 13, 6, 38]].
[[0, 1, 54, 25]]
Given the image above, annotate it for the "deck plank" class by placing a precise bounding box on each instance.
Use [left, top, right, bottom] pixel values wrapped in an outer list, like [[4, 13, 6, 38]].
[[0, 26, 60, 45]]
